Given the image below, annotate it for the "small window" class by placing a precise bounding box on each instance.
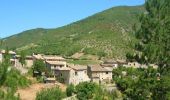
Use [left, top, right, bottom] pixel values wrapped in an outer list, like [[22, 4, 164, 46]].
[[75, 72, 78, 75], [106, 72, 108, 74], [60, 73, 62, 76], [60, 65, 62, 68]]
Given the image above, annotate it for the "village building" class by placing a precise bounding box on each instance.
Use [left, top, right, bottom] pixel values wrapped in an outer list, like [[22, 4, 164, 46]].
[[127, 62, 141, 68], [43, 55, 65, 61], [32, 54, 44, 61], [116, 60, 128, 67], [25, 56, 34, 67], [45, 60, 70, 84], [67, 64, 90, 85], [101, 60, 118, 70], [0, 50, 16, 62], [87, 65, 112, 84], [32, 54, 65, 62], [149, 64, 158, 69], [14, 55, 34, 67]]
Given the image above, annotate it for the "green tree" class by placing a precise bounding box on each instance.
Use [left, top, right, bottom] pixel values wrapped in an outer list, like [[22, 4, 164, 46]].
[[129, 0, 170, 99], [75, 82, 97, 100], [113, 67, 159, 99], [133, 0, 170, 71], [19, 51, 26, 67], [0, 48, 10, 86], [4, 69, 31, 91], [33, 59, 47, 73], [66, 84, 75, 97]]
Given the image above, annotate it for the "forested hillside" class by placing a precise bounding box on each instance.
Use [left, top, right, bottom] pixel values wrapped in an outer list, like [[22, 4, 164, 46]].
[[2, 6, 144, 58]]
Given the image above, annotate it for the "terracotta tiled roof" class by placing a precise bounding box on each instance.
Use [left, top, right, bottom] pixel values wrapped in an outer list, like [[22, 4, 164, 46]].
[[88, 65, 112, 72], [55, 67, 71, 71], [43, 56, 65, 61], [46, 61, 66, 65], [116, 60, 128, 64], [103, 60, 117, 64], [1, 50, 16, 54], [68, 64, 87, 71], [33, 54, 43, 59]]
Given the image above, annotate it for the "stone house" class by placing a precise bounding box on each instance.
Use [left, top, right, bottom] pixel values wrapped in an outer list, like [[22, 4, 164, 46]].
[[68, 64, 90, 85], [101, 60, 118, 70], [45, 60, 70, 84], [14, 55, 33, 67], [116, 60, 128, 67], [87, 65, 112, 84], [43, 55, 65, 61], [25, 56, 34, 67], [32, 54, 44, 61], [0, 50, 16, 62], [128, 62, 141, 68]]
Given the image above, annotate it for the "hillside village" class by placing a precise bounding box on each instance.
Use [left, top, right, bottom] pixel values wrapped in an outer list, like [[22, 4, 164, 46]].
[[0, 50, 158, 86], [0, 0, 169, 99]]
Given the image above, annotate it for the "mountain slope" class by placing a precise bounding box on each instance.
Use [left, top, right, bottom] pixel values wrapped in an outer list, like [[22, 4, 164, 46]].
[[2, 6, 144, 59]]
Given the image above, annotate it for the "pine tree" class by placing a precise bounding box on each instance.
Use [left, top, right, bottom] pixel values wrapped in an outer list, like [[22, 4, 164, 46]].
[[133, 0, 170, 72], [131, 0, 170, 99]]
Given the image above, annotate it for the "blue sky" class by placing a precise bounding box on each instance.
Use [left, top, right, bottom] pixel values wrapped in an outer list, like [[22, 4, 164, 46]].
[[0, 0, 145, 38]]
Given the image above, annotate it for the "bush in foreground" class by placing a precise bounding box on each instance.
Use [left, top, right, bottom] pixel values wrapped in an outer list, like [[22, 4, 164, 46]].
[[4, 69, 31, 91], [66, 84, 75, 97], [75, 82, 97, 100], [36, 87, 66, 100]]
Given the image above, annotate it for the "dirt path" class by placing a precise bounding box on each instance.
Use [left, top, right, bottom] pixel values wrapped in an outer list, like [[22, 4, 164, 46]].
[[16, 82, 66, 100]]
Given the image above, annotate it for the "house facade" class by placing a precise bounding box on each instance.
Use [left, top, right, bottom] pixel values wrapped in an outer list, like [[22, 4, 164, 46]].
[[0, 50, 16, 62], [68, 64, 90, 85], [87, 65, 112, 84], [14, 55, 34, 67], [101, 60, 118, 70], [45, 60, 70, 84]]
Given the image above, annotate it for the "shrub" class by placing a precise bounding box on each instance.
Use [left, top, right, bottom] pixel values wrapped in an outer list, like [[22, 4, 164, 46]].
[[66, 84, 75, 97], [97, 51, 107, 59], [33, 59, 47, 73], [4, 69, 31, 91], [83, 48, 97, 55], [75, 82, 97, 100], [0, 89, 20, 100], [36, 87, 66, 100]]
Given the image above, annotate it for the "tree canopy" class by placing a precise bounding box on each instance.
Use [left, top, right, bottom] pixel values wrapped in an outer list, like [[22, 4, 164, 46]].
[[19, 51, 26, 67], [33, 59, 47, 73], [133, 0, 170, 70]]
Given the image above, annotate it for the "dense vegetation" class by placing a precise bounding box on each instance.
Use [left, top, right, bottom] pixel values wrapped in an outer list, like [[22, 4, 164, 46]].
[[33, 59, 47, 74], [0, 50, 30, 100], [2, 6, 144, 59], [131, 0, 170, 70], [18, 51, 26, 67], [124, 0, 170, 99], [73, 82, 121, 100], [4, 69, 31, 90], [113, 66, 161, 99], [66, 84, 75, 97], [36, 87, 66, 100]]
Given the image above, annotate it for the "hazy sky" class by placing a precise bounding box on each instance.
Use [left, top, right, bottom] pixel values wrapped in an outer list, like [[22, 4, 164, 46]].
[[0, 0, 145, 38]]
